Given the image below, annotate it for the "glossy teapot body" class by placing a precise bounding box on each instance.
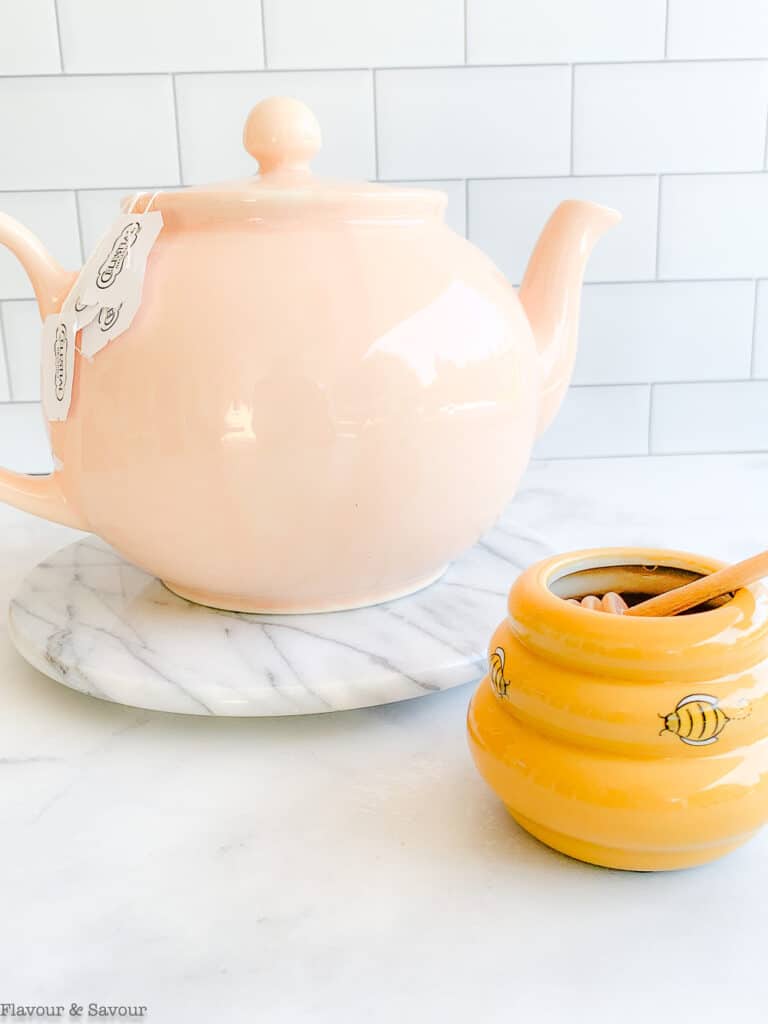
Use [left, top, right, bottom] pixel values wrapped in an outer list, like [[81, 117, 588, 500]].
[[0, 97, 618, 613], [58, 216, 537, 612]]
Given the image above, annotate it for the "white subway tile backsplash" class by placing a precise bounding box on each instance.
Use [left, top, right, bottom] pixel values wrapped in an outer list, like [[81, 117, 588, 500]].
[[652, 381, 768, 453], [467, 0, 666, 64], [376, 67, 570, 180], [77, 190, 129, 257], [77, 190, 136, 256], [467, 176, 657, 284], [574, 62, 768, 174], [658, 174, 768, 279], [0, 193, 81, 300], [2, 301, 41, 401], [534, 385, 650, 459], [752, 281, 768, 378], [175, 71, 375, 184], [667, 0, 768, 59], [574, 282, 755, 385], [263, 0, 463, 69], [0, 5, 765, 468], [0, 0, 60, 75], [58, 0, 264, 73], [0, 403, 52, 473], [0, 77, 179, 190]]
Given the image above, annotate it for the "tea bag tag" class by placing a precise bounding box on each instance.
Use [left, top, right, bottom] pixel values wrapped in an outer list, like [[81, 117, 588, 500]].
[[79, 211, 163, 307], [63, 207, 164, 351], [68, 294, 99, 329], [41, 310, 77, 422], [80, 287, 144, 358]]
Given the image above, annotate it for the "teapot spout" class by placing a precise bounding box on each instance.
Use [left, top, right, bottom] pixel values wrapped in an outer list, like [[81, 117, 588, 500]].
[[519, 200, 620, 436]]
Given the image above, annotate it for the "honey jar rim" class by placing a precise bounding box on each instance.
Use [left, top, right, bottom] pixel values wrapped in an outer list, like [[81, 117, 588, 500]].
[[504, 546, 768, 679]]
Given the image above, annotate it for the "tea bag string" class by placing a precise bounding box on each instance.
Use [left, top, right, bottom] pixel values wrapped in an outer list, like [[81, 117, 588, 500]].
[[69, 194, 147, 357], [124, 191, 144, 215], [123, 190, 162, 214], [143, 191, 162, 214], [74, 190, 163, 358]]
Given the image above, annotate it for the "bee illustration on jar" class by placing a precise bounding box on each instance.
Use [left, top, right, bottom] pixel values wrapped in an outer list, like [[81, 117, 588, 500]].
[[659, 694, 750, 746], [489, 647, 510, 699]]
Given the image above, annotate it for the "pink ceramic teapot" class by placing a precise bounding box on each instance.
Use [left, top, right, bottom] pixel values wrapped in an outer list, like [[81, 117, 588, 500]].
[[0, 97, 618, 613]]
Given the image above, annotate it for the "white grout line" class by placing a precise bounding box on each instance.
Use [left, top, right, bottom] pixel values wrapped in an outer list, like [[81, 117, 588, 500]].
[[1, 169, 765, 200], [259, 0, 269, 69], [584, 277, 756, 287], [568, 65, 575, 174], [0, 184, 182, 196], [387, 169, 768, 181], [171, 74, 184, 186], [654, 175, 664, 278], [573, 378, 768, 389], [663, 0, 670, 58], [51, 0, 64, 73], [750, 281, 760, 377], [73, 191, 86, 263], [0, 56, 766, 81], [535, 277, 756, 287], [0, 304, 14, 401], [463, 0, 469, 64], [406, 171, 764, 181], [0, 277, 758, 303], [371, 70, 380, 179], [533, 447, 768, 462], [1, 170, 765, 198]]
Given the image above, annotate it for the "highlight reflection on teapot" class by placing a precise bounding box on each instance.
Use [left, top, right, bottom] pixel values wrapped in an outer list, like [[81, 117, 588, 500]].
[[0, 97, 619, 613]]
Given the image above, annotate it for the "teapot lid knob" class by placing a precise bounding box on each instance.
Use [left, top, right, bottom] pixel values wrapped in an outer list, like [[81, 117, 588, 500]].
[[243, 97, 322, 174]]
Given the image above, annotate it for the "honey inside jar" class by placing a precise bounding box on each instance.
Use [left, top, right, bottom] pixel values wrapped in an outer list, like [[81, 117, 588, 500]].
[[549, 562, 733, 615]]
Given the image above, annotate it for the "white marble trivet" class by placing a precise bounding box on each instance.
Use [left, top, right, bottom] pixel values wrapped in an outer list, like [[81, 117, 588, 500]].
[[7, 510, 551, 716]]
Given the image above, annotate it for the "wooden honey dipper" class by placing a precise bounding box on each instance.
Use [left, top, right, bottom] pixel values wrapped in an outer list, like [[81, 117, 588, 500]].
[[569, 550, 768, 618]]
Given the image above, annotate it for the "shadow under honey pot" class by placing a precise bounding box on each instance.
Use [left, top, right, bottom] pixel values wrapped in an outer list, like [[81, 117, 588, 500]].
[[467, 547, 768, 872]]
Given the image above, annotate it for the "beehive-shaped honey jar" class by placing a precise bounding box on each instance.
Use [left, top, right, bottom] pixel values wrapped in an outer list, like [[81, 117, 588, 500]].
[[467, 547, 768, 871]]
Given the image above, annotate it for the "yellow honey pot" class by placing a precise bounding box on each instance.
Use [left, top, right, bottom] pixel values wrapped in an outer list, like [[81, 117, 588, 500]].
[[467, 548, 768, 871]]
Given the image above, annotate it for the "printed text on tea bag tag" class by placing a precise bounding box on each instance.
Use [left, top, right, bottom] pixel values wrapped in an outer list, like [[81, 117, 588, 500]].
[[41, 312, 77, 422], [79, 211, 163, 307]]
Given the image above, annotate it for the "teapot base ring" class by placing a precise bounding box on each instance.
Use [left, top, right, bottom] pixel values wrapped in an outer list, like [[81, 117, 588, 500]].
[[160, 566, 449, 615]]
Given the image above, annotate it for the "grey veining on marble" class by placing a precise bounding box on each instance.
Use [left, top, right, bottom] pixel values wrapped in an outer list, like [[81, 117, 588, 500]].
[[7, 510, 552, 716]]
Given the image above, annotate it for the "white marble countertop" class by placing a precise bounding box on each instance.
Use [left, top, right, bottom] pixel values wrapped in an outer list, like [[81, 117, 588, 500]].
[[2, 453, 768, 1023]]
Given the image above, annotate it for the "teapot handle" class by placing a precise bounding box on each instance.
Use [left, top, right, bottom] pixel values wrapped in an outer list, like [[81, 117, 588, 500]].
[[0, 212, 85, 529]]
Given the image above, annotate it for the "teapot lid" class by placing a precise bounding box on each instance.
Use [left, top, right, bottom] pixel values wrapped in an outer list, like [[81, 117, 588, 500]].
[[126, 97, 446, 225]]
